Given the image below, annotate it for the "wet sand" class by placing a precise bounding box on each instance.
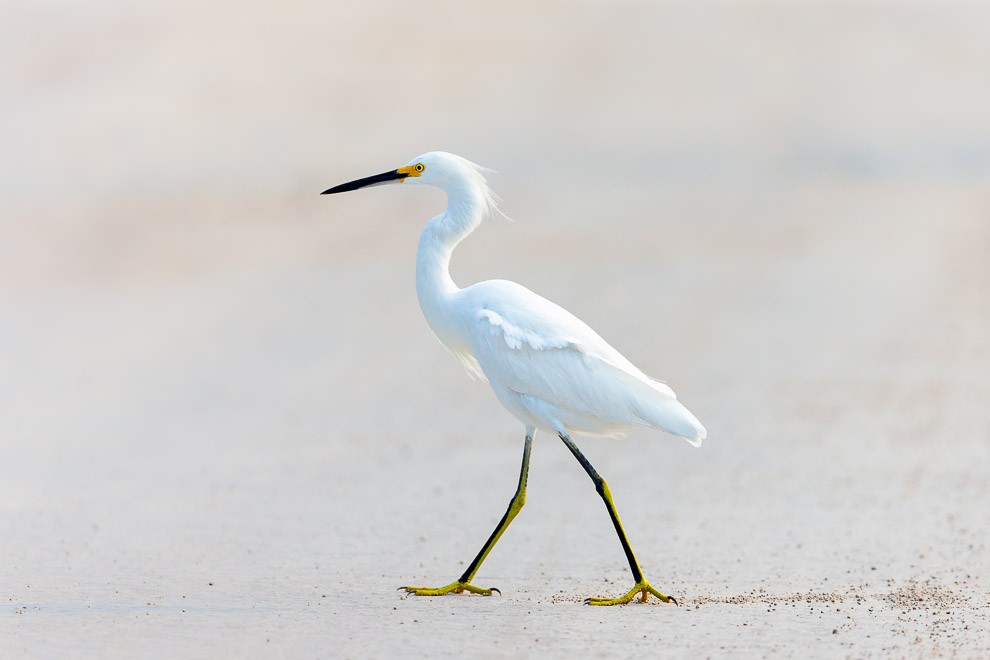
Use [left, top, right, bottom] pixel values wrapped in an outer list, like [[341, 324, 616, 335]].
[[2, 1, 989, 657]]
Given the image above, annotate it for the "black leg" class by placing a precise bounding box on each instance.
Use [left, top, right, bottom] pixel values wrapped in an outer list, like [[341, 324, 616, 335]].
[[458, 433, 533, 584], [559, 432, 644, 582]]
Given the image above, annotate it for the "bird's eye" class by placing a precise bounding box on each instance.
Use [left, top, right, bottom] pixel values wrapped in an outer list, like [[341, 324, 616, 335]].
[[414, 163, 425, 173]]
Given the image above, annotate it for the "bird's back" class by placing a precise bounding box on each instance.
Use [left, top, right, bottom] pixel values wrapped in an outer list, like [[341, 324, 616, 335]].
[[454, 280, 706, 445]]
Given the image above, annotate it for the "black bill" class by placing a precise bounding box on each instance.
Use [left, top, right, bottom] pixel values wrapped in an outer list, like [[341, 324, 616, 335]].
[[321, 169, 408, 195]]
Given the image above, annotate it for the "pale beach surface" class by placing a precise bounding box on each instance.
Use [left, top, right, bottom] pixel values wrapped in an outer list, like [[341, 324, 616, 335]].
[[2, 2, 989, 657]]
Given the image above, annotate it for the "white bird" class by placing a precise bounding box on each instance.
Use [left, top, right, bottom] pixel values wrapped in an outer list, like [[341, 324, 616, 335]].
[[322, 151, 705, 605]]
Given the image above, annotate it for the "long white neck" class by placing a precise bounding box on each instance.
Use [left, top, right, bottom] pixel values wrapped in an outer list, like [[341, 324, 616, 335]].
[[415, 175, 488, 346]]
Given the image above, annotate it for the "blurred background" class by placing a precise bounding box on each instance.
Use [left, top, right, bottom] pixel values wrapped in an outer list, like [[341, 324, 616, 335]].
[[2, 0, 989, 655]]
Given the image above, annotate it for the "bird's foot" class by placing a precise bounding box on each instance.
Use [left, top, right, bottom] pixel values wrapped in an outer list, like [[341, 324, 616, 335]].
[[399, 581, 501, 597], [584, 579, 678, 606]]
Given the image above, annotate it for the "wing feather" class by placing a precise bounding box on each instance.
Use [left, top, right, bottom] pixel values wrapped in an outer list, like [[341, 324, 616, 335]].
[[462, 281, 705, 442]]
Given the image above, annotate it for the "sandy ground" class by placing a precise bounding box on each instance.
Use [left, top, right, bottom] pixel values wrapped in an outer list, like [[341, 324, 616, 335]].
[[3, 1, 990, 657]]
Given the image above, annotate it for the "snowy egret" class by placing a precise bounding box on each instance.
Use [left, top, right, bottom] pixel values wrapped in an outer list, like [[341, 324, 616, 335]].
[[322, 152, 705, 605]]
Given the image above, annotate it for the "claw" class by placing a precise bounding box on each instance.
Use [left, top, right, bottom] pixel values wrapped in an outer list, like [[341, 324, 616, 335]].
[[490, 587, 501, 596]]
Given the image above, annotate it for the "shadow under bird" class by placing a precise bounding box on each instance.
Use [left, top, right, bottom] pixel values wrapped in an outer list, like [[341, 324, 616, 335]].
[[322, 152, 706, 605]]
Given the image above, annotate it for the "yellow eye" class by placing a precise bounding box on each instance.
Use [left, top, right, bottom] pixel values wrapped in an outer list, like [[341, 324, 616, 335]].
[[414, 163, 425, 173]]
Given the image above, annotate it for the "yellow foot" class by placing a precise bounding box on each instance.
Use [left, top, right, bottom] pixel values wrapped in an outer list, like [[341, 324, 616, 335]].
[[399, 581, 501, 597], [584, 579, 678, 606]]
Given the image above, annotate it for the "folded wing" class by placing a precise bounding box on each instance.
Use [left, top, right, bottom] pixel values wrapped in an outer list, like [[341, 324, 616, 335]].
[[463, 281, 706, 444]]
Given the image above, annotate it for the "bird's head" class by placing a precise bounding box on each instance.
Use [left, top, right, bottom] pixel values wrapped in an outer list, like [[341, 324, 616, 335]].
[[321, 151, 485, 194], [322, 151, 503, 222]]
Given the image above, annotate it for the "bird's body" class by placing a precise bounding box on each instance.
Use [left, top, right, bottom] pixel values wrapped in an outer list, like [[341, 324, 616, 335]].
[[323, 151, 705, 605], [438, 278, 705, 442], [410, 152, 705, 444]]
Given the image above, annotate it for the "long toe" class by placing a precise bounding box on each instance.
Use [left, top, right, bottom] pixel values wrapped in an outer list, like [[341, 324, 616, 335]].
[[399, 581, 499, 597], [585, 580, 676, 606]]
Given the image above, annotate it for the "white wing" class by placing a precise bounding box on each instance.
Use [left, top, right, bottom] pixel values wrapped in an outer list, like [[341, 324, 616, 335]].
[[459, 280, 706, 445]]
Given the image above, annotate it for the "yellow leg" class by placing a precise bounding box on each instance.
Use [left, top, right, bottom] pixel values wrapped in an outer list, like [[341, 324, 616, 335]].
[[560, 433, 678, 606], [400, 433, 532, 598]]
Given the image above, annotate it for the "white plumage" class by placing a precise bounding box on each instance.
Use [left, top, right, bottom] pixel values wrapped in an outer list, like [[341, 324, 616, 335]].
[[322, 150, 705, 605], [406, 151, 706, 446]]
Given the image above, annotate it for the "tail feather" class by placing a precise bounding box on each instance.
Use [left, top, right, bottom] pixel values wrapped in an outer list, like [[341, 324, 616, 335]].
[[635, 395, 707, 447]]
